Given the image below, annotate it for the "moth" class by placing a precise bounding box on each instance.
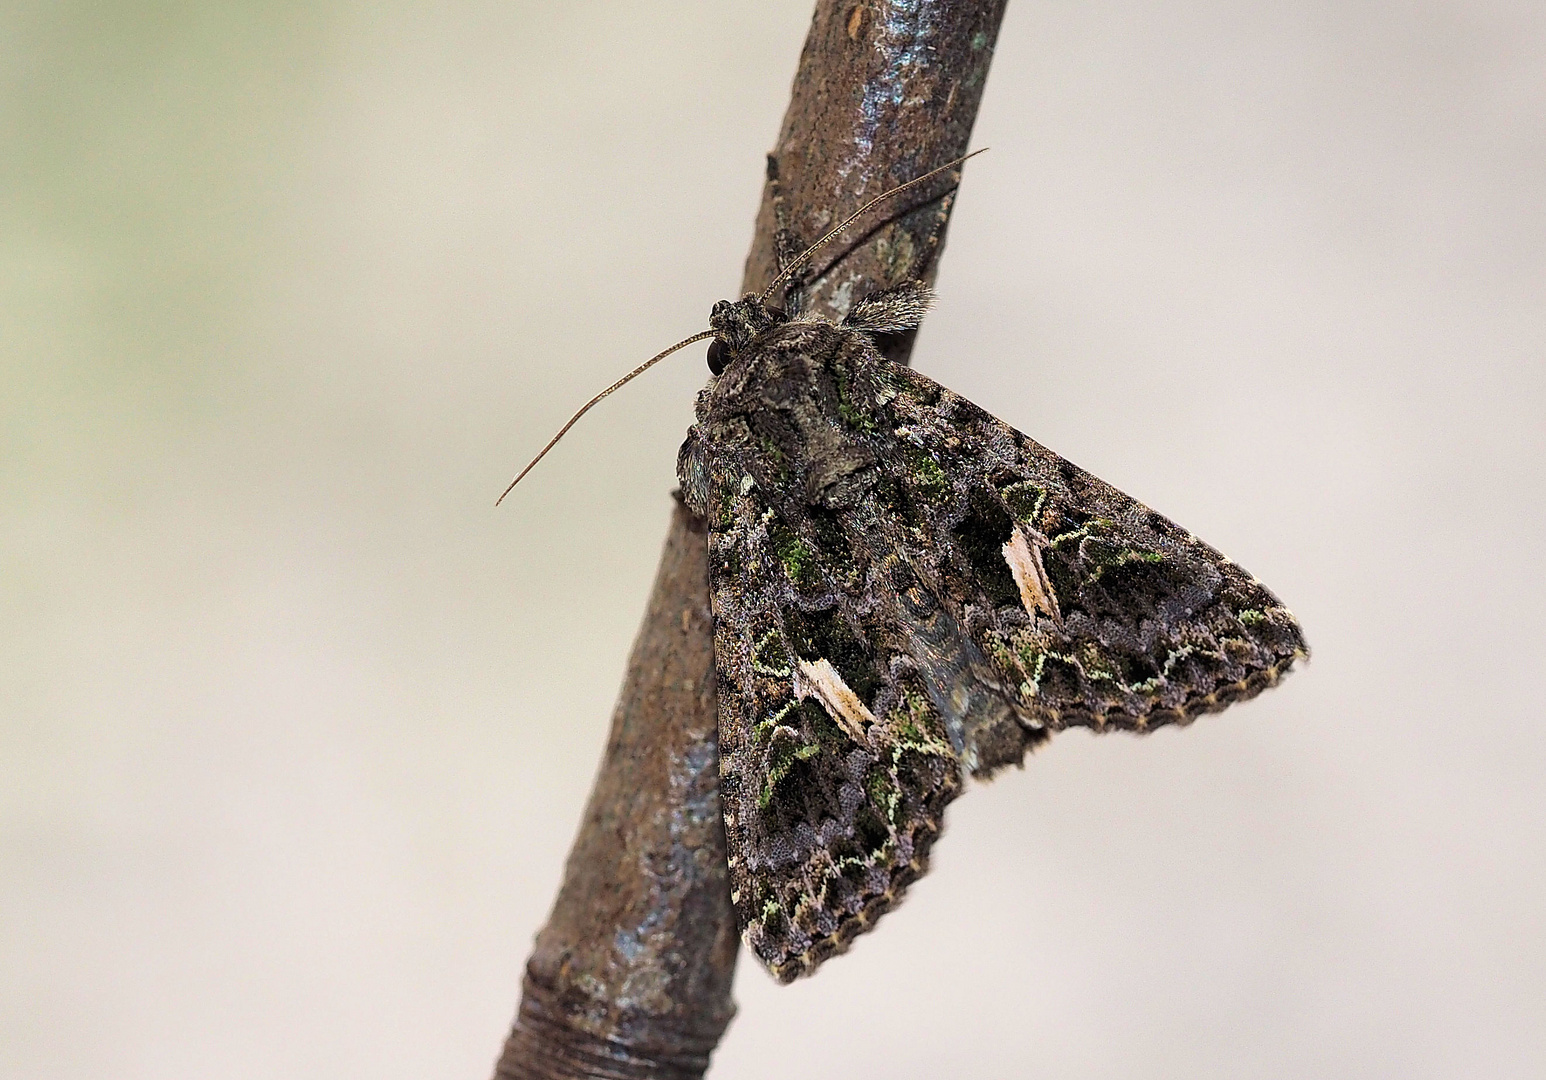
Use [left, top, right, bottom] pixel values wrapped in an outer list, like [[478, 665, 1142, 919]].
[[504, 154, 1307, 983]]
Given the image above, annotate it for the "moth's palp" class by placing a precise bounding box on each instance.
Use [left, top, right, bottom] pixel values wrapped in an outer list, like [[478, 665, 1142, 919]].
[[496, 329, 716, 505], [759, 148, 988, 304]]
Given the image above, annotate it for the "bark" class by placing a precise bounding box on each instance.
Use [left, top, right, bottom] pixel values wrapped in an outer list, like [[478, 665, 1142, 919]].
[[493, 2, 1008, 1077]]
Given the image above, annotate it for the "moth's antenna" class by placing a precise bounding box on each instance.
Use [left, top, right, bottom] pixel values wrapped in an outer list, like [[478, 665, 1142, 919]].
[[759, 148, 987, 303], [496, 329, 716, 505]]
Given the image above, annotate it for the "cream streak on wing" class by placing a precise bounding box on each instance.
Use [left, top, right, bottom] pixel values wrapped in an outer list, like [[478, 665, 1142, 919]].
[[796, 657, 877, 744], [1003, 526, 1062, 624]]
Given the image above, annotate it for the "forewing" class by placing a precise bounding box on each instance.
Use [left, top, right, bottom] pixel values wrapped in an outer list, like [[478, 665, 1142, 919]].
[[703, 461, 962, 984], [693, 319, 1305, 981], [878, 361, 1307, 764]]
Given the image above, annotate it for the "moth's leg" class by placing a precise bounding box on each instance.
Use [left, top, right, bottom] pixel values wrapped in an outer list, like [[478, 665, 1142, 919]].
[[767, 153, 810, 316], [906, 182, 957, 284], [768, 154, 803, 272]]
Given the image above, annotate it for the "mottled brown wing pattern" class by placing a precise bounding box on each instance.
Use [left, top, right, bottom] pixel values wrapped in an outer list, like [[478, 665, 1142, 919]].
[[703, 463, 962, 983], [681, 317, 1305, 980], [878, 363, 1306, 766]]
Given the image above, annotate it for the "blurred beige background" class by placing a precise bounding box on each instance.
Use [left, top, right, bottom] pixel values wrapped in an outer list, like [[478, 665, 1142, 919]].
[[3, 1, 1543, 1077]]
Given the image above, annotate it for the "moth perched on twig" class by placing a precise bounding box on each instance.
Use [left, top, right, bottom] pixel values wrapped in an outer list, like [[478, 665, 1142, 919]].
[[504, 154, 1307, 983]]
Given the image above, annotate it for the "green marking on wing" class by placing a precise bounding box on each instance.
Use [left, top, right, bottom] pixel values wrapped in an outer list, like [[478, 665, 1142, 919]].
[[1005, 628, 1215, 702], [760, 729, 822, 809], [1083, 541, 1166, 584], [895, 430, 947, 495], [766, 516, 819, 588], [832, 355, 878, 432], [751, 629, 793, 677], [1128, 645, 1198, 694], [753, 700, 798, 744], [865, 768, 901, 822], [755, 700, 856, 810], [887, 688, 955, 759], [999, 479, 1048, 525]]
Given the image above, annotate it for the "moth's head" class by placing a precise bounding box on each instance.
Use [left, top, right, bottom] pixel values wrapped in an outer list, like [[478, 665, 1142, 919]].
[[706, 294, 787, 376]]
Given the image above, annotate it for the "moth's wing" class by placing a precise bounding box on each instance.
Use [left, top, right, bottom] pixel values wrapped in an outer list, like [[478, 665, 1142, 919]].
[[695, 319, 1305, 982], [878, 361, 1307, 770], [704, 461, 963, 983]]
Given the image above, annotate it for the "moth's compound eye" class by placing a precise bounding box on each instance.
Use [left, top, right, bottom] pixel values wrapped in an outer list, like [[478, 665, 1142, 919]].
[[707, 339, 728, 376]]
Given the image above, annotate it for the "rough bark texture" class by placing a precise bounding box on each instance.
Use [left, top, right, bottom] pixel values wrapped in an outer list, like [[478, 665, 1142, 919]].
[[747, 0, 1008, 335], [496, 505, 732, 1080], [493, 2, 1008, 1077]]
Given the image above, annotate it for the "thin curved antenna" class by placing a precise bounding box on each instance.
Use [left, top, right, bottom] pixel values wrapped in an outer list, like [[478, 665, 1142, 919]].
[[495, 329, 716, 506], [759, 148, 987, 303]]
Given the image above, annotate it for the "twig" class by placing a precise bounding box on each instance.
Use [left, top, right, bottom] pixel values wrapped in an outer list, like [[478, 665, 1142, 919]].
[[492, 2, 1008, 1077]]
